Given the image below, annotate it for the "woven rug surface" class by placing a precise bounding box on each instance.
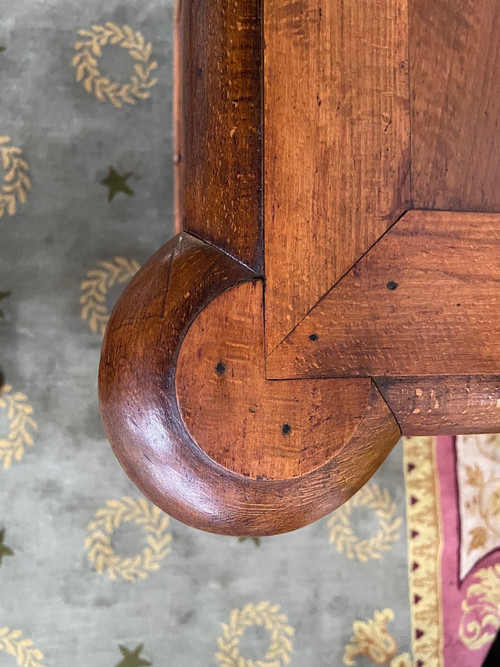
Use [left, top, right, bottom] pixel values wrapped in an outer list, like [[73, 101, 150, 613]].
[[1, 1, 499, 665]]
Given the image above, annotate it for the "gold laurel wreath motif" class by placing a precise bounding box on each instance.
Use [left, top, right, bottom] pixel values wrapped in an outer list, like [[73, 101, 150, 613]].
[[72, 23, 158, 107], [80, 257, 140, 335], [0, 136, 31, 218], [0, 385, 37, 470], [215, 601, 295, 667], [327, 483, 402, 562], [85, 496, 172, 582], [0, 628, 44, 667]]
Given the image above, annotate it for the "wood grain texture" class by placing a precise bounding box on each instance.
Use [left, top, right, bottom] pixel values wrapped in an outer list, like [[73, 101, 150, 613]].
[[99, 233, 400, 535], [100, 0, 500, 536], [264, 0, 411, 353], [173, 0, 184, 234], [177, 281, 372, 480], [179, 0, 263, 271], [410, 0, 500, 210], [376, 376, 500, 435], [266, 210, 500, 378]]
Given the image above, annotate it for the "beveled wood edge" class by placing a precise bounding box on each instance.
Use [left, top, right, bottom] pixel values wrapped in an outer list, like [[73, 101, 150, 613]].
[[265, 209, 500, 435], [176, 280, 380, 482], [263, 207, 411, 359], [173, 0, 184, 235], [177, 0, 263, 272], [263, 0, 411, 354], [375, 375, 500, 435], [99, 233, 400, 535]]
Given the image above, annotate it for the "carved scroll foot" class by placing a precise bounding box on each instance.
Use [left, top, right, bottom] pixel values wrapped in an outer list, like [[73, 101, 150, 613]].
[[99, 234, 400, 536]]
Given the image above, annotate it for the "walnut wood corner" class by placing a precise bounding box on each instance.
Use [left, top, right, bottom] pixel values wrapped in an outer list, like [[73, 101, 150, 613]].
[[99, 234, 400, 536], [100, 0, 500, 536], [266, 210, 500, 379]]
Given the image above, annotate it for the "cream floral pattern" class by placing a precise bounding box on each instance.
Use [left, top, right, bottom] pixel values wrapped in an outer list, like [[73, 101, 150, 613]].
[[459, 564, 500, 649], [0, 384, 37, 470], [0, 136, 31, 219], [215, 602, 294, 667], [80, 257, 140, 335], [85, 496, 172, 582], [73, 23, 158, 108], [327, 483, 402, 562], [0, 628, 44, 667], [343, 609, 411, 666], [456, 435, 500, 578]]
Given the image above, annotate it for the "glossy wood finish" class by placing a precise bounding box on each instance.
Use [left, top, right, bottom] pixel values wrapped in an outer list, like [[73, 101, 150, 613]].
[[177, 281, 373, 481], [410, 0, 500, 210], [264, 0, 410, 353], [266, 210, 500, 378], [100, 0, 500, 536], [173, 0, 184, 233], [99, 233, 400, 535], [178, 0, 263, 271], [376, 376, 500, 435]]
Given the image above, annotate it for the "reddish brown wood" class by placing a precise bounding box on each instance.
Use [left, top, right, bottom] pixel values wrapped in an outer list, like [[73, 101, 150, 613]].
[[410, 0, 500, 210], [376, 376, 500, 435], [264, 0, 411, 353], [266, 210, 500, 378], [99, 234, 400, 535], [177, 281, 373, 481], [179, 0, 263, 271], [100, 1, 500, 537], [173, 0, 184, 234]]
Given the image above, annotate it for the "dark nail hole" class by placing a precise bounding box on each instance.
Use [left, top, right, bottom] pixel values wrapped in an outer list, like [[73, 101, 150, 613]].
[[282, 423, 291, 435], [215, 361, 226, 376], [386, 281, 398, 291], [309, 333, 318, 341]]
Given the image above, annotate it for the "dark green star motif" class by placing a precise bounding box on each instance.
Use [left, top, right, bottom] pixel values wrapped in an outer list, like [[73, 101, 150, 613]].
[[115, 644, 152, 667], [0, 528, 14, 566], [0, 291, 11, 319], [101, 167, 134, 202], [238, 537, 261, 547]]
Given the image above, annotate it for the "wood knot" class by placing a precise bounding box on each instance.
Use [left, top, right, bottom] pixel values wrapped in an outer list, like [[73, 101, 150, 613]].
[[215, 361, 226, 376]]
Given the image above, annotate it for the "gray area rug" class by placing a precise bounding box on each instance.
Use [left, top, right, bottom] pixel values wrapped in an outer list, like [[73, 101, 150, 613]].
[[0, 1, 414, 664]]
